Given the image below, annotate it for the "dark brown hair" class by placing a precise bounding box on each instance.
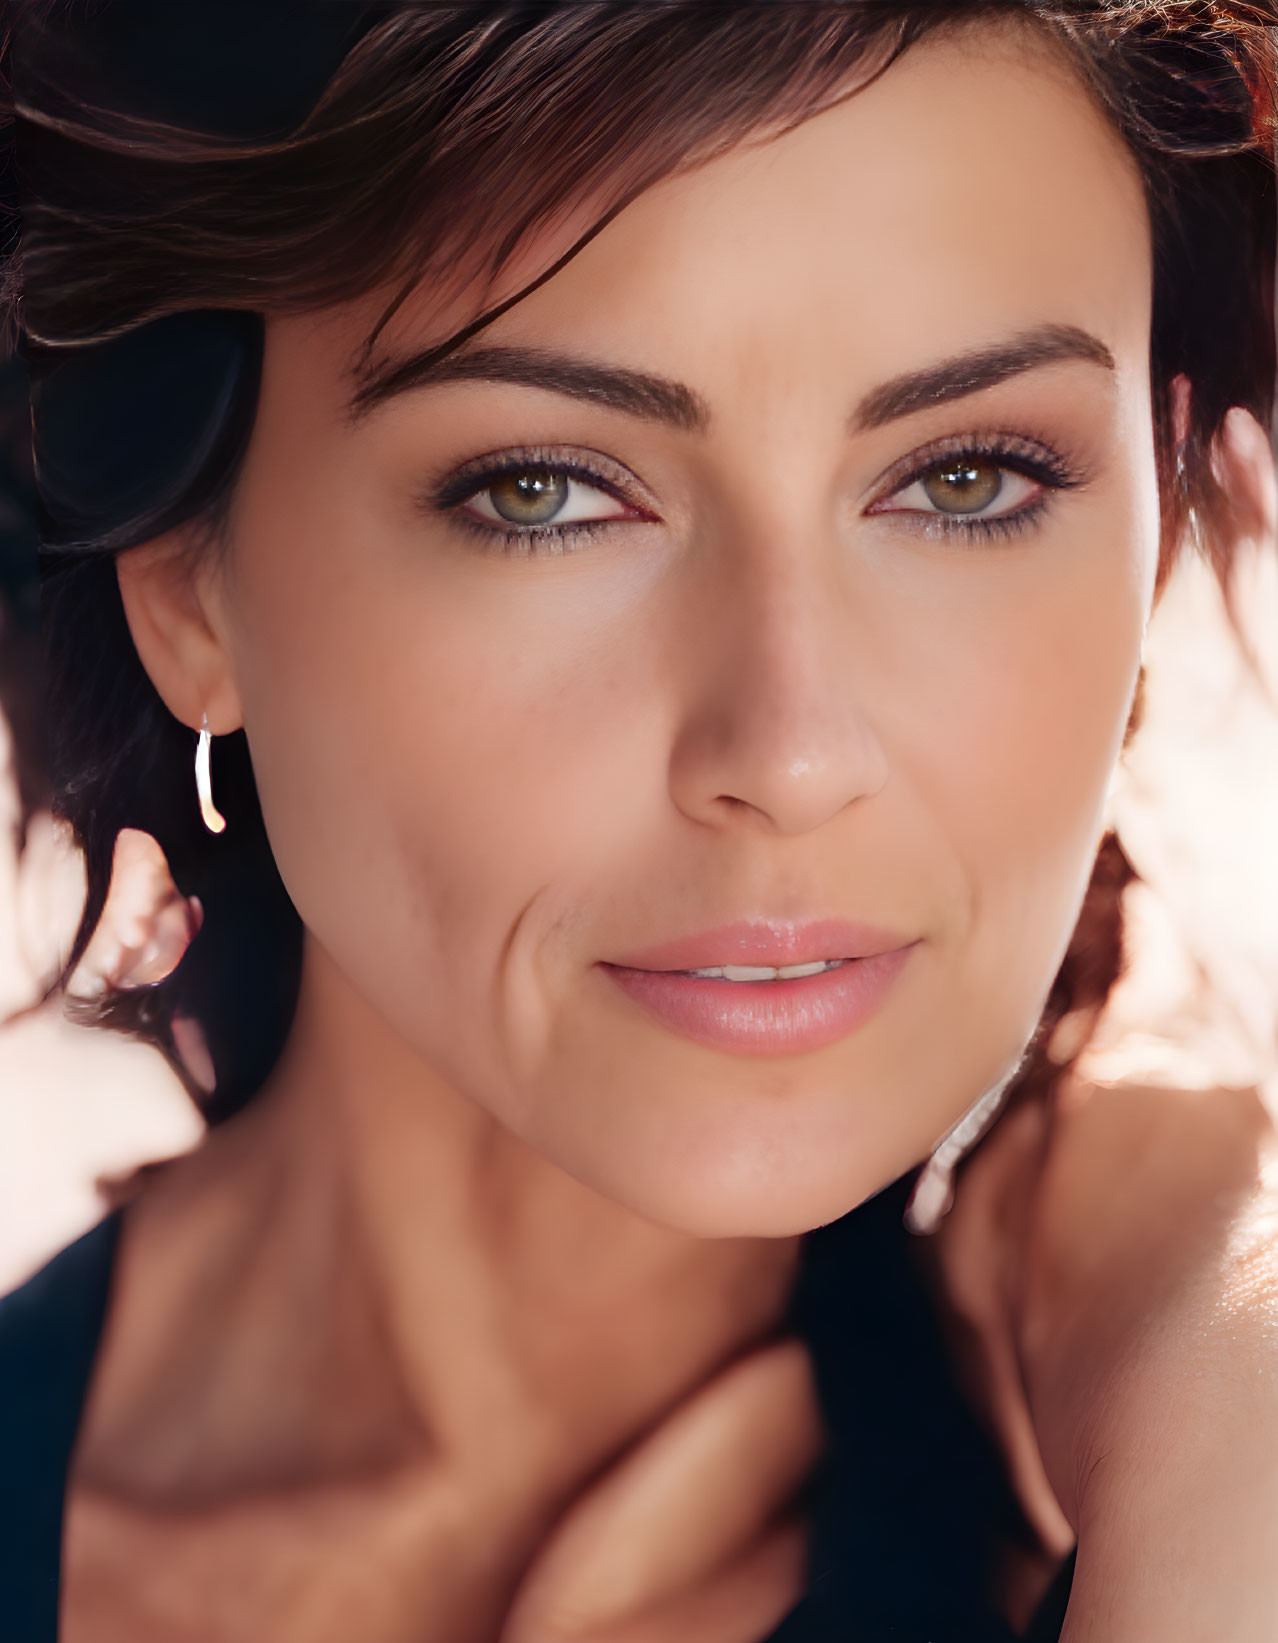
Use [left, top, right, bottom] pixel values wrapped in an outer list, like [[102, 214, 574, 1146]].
[[7, 0, 1277, 1118], [0, 24, 44, 858]]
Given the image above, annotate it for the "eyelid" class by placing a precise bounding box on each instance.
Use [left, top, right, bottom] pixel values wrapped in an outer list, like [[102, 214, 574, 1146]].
[[863, 429, 1083, 514], [462, 473, 631, 528], [426, 431, 1083, 557], [430, 443, 658, 518]]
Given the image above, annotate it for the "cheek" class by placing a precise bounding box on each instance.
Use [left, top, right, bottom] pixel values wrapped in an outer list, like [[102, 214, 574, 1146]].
[[900, 517, 1148, 1006], [220, 468, 656, 1063], [215, 398, 1157, 1236]]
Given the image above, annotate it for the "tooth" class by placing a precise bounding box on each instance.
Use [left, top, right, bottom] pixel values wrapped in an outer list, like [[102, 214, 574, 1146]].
[[776, 960, 833, 979], [683, 962, 842, 981]]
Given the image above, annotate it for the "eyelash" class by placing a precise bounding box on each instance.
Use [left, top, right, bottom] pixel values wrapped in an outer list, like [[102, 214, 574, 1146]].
[[430, 445, 649, 556], [867, 431, 1085, 542], [428, 433, 1083, 555]]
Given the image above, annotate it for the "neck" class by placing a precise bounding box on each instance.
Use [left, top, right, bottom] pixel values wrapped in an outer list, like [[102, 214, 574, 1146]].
[[90, 935, 801, 1511]]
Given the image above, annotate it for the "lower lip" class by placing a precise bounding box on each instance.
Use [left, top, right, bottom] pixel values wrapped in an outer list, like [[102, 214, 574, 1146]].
[[599, 947, 917, 1056]]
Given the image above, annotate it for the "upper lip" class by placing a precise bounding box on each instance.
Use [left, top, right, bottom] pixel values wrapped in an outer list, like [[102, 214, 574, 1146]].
[[606, 918, 915, 972]]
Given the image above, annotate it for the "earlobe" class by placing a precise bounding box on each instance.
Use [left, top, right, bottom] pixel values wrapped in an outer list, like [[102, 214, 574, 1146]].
[[115, 533, 243, 734]]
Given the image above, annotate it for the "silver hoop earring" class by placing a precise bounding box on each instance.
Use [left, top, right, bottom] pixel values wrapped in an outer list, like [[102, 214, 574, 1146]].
[[196, 713, 227, 835]]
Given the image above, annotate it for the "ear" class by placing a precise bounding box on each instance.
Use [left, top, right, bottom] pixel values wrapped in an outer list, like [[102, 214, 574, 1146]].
[[115, 531, 243, 735], [1211, 405, 1278, 556]]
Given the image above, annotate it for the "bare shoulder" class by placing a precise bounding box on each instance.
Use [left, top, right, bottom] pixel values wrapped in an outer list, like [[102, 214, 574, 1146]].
[[918, 1061, 1277, 1548]]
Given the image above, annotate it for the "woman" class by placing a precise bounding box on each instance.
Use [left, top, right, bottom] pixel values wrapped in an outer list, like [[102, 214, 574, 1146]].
[[4, 2, 1277, 1639]]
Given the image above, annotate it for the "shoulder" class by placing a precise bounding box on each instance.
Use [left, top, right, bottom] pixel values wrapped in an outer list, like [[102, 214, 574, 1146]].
[[0, 1214, 120, 1641]]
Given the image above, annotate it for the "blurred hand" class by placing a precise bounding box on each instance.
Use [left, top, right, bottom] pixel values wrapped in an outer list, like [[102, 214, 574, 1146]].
[[501, 1338, 823, 1643], [68, 827, 202, 994], [67, 827, 215, 1093]]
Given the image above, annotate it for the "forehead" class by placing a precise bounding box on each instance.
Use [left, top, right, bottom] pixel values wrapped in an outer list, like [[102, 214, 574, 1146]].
[[280, 21, 1153, 398]]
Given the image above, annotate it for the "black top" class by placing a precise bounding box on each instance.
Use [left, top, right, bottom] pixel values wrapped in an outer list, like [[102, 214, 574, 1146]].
[[0, 1175, 1074, 1643], [0, 1212, 120, 1643]]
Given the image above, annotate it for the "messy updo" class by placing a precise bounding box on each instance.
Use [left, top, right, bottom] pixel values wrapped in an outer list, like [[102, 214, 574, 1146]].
[[6, 0, 1276, 1119]]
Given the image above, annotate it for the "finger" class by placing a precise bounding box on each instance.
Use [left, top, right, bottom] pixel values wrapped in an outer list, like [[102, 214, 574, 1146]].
[[68, 828, 198, 993], [171, 1012, 216, 1094], [502, 1339, 823, 1643], [112, 895, 200, 987], [550, 1517, 808, 1643]]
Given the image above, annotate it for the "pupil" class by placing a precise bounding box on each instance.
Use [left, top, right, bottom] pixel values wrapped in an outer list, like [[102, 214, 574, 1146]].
[[922, 458, 1002, 514], [489, 467, 569, 524]]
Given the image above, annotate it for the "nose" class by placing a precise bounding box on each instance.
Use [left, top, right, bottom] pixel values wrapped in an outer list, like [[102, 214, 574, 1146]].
[[667, 528, 889, 837]]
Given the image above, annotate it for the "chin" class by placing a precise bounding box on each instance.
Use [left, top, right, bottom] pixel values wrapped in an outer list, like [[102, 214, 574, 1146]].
[[625, 1174, 895, 1241], [564, 1121, 918, 1241]]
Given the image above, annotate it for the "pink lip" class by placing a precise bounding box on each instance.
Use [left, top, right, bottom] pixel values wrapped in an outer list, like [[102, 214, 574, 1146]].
[[599, 919, 918, 1057], [610, 918, 910, 973]]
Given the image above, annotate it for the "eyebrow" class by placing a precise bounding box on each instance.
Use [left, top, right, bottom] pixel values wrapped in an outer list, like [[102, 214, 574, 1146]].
[[851, 324, 1116, 431], [348, 343, 710, 431], [347, 322, 1115, 434]]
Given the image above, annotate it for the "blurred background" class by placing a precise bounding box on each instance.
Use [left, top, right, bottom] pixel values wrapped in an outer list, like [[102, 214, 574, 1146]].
[[0, 349, 202, 1293], [2, 337, 1277, 1296]]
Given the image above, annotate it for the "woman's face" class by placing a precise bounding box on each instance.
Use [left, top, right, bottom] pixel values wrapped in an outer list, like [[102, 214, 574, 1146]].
[[194, 25, 1158, 1235]]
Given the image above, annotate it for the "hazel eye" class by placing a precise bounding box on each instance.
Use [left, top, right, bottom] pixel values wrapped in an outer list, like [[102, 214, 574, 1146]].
[[921, 457, 1003, 513], [876, 455, 1041, 519], [486, 467, 568, 525], [463, 465, 631, 529]]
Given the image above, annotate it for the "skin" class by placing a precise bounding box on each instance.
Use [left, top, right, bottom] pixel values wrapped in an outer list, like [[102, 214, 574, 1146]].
[[132, 23, 1157, 1239], [62, 21, 1278, 1643]]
